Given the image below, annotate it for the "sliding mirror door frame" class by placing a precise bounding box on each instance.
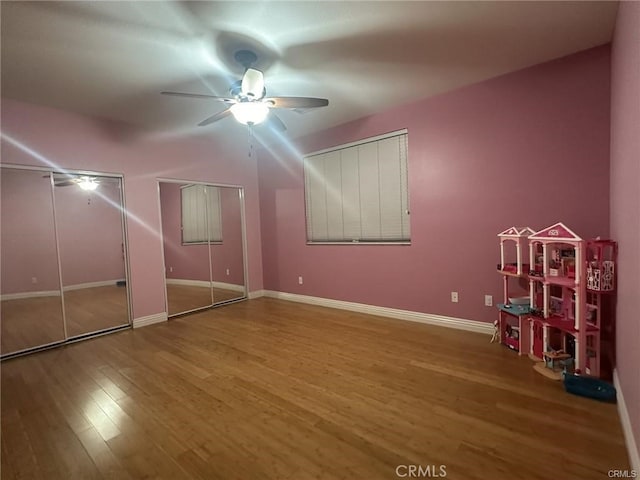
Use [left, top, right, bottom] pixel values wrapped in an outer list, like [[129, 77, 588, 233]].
[[158, 179, 249, 318], [0, 164, 132, 360], [1, 167, 65, 356], [211, 186, 247, 306], [54, 172, 132, 340], [161, 182, 215, 315]]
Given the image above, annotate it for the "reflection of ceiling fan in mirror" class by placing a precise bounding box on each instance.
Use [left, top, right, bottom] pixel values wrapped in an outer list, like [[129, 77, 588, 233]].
[[49, 173, 99, 190], [49, 173, 119, 191], [161, 50, 329, 132]]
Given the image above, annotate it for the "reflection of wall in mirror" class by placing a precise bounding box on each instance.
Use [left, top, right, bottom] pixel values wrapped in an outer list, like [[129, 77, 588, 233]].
[[55, 180, 125, 287], [1, 170, 60, 294], [160, 182, 210, 283], [210, 187, 244, 286], [160, 183, 244, 287], [1, 171, 126, 296]]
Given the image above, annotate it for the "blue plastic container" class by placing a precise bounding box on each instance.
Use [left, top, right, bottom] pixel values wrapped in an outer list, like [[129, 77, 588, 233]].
[[562, 373, 616, 402]]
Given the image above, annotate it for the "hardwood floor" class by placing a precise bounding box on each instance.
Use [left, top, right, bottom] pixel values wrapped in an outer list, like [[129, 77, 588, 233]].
[[1, 284, 243, 355], [1, 298, 630, 479]]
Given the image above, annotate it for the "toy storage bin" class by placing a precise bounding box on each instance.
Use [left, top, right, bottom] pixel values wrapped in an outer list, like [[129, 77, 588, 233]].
[[563, 373, 616, 402]]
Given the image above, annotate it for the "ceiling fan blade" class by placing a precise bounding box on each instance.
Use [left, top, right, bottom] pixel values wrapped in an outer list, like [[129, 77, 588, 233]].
[[162, 91, 235, 103], [51, 173, 80, 185], [241, 68, 265, 99], [263, 96, 329, 109], [198, 108, 233, 127]]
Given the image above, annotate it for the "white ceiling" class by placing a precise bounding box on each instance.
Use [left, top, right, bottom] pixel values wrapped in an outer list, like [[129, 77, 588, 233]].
[[1, 1, 618, 147]]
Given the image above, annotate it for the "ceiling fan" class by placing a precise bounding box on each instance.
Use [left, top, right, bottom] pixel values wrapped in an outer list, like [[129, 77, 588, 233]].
[[161, 50, 329, 131]]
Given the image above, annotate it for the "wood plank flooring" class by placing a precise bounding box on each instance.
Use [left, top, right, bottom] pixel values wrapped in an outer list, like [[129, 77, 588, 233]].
[[1, 285, 243, 355], [0, 298, 631, 479]]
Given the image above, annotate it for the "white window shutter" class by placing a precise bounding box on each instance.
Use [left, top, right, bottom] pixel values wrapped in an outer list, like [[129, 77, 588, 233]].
[[181, 184, 223, 244], [304, 130, 410, 243]]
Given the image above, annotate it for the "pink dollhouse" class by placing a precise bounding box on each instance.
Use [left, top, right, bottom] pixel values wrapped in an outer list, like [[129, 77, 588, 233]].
[[496, 222, 617, 380]]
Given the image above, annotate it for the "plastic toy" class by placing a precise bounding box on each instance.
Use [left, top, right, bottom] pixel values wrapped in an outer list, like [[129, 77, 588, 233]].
[[490, 320, 500, 343], [562, 372, 616, 402], [496, 223, 617, 380]]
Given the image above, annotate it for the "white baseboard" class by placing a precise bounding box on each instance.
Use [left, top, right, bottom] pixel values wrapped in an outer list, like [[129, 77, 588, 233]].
[[1, 290, 61, 300], [133, 312, 168, 329], [248, 289, 266, 299], [166, 278, 245, 292], [2, 279, 126, 300], [63, 279, 126, 291], [166, 278, 210, 288], [260, 290, 493, 335], [614, 369, 640, 472], [212, 281, 244, 293]]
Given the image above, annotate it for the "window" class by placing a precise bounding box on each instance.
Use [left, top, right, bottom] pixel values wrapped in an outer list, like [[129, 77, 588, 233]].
[[304, 130, 410, 243], [181, 184, 222, 244]]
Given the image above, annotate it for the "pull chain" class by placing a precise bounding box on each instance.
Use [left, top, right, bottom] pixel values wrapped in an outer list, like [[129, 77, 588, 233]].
[[247, 125, 254, 158]]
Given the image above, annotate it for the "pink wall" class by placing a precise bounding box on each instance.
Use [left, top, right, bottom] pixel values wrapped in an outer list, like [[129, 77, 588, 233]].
[[258, 46, 611, 324], [159, 183, 245, 286], [610, 0, 640, 463], [1, 98, 264, 319]]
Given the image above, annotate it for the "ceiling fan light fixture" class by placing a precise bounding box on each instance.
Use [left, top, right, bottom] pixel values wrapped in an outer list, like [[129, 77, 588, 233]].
[[78, 177, 98, 191], [229, 102, 269, 125]]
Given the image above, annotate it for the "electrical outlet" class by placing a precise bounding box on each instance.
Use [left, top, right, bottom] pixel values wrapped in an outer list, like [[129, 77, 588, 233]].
[[226, 269, 230, 276], [169, 267, 173, 273], [298, 276, 303, 285], [485, 295, 493, 307], [31, 277, 38, 284], [451, 291, 458, 303]]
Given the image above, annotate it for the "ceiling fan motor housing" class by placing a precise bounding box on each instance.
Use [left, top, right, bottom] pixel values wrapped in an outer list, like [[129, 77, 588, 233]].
[[229, 80, 266, 100]]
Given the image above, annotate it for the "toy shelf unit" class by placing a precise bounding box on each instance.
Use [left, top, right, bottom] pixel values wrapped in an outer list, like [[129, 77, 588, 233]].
[[496, 223, 617, 380], [586, 239, 616, 293], [526, 223, 616, 379], [496, 227, 535, 355], [586, 239, 618, 379]]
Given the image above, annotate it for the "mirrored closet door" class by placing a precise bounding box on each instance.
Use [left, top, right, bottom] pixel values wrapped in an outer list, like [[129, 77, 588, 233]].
[[159, 181, 247, 317], [1, 168, 65, 354], [1, 166, 131, 358], [53, 173, 130, 338], [210, 187, 246, 304]]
